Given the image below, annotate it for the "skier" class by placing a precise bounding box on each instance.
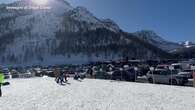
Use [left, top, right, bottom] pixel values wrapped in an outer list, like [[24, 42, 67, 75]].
[[63, 71, 68, 83], [54, 68, 60, 83], [59, 71, 65, 85], [87, 67, 93, 78], [74, 72, 80, 80], [0, 71, 5, 97]]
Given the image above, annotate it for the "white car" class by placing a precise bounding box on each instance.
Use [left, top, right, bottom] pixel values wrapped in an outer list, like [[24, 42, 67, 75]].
[[147, 70, 189, 85], [155, 65, 169, 71], [3, 69, 12, 79], [178, 70, 193, 79]]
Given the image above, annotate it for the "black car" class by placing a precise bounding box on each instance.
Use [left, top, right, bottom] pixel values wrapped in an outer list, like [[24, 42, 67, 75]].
[[112, 68, 136, 82]]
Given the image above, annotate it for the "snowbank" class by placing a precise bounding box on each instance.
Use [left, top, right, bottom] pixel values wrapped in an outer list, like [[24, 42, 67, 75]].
[[0, 78, 195, 110]]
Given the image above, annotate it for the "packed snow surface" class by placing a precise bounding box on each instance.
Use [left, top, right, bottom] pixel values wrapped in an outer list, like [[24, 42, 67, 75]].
[[0, 77, 195, 110]]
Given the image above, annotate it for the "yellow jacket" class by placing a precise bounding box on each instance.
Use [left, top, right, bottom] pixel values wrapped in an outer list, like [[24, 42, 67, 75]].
[[0, 73, 4, 84]]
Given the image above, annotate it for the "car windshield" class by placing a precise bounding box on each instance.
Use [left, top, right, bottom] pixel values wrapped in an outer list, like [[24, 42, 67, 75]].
[[173, 65, 181, 69], [3, 70, 9, 73], [157, 66, 166, 69], [183, 70, 191, 72]]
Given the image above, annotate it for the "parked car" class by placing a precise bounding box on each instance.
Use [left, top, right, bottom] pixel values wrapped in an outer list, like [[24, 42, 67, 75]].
[[95, 70, 111, 79], [34, 68, 42, 77], [45, 69, 55, 77], [155, 65, 169, 71], [2, 69, 12, 79], [171, 63, 182, 71], [111, 68, 136, 82], [11, 70, 20, 78], [147, 70, 188, 86], [178, 69, 193, 79], [136, 65, 150, 76]]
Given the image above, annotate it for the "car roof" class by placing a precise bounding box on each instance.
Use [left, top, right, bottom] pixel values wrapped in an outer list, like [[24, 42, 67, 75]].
[[157, 64, 170, 66]]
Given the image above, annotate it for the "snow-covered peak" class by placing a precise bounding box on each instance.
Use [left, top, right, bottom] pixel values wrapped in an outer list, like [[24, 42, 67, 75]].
[[184, 41, 191, 48], [70, 6, 100, 24], [75, 6, 93, 16], [179, 41, 195, 48], [101, 19, 120, 31], [4, 0, 73, 13], [101, 19, 116, 24], [48, 0, 73, 14], [0, 0, 120, 32], [68, 6, 120, 32], [0, 0, 123, 65], [133, 30, 182, 52]]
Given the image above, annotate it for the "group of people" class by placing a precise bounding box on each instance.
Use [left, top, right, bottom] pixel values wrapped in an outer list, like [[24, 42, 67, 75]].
[[54, 69, 69, 85]]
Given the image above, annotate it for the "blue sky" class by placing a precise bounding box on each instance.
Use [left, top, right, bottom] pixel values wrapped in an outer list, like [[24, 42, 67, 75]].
[[1, 0, 195, 42]]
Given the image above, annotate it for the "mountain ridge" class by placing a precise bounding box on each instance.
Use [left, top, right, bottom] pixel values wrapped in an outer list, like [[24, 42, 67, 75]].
[[133, 30, 183, 52], [0, 0, 174, 66]]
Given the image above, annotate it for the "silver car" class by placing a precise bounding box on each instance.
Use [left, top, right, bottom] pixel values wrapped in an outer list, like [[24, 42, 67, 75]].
[[178, 70, 193, 79], [3, 69, 12, 79], [147, 70, 188, 85]]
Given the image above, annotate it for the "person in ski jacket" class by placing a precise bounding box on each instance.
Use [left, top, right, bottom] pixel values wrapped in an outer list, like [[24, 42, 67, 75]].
[[0, 71, 5, 97], [193, 71, 195, 87], [59, 71, 65, 85], [64, 71, 69, 82], [54, 68, 60, 83], [87, 67, 93, 78]]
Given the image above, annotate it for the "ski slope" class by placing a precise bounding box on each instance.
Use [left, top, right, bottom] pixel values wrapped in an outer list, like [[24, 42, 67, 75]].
[[0, 77, 195, 110]]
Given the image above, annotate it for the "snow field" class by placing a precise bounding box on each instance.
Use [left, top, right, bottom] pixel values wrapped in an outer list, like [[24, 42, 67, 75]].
[[0, 77, 195, 110]]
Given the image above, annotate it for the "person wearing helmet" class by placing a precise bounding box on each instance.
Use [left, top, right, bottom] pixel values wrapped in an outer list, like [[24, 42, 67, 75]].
[[0, 71, 5, 97]]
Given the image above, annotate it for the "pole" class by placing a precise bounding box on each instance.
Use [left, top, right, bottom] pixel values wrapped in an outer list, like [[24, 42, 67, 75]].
[[121, 69, 122, 81], [152, 70, 154, 84], [150, 67, 155, 84]]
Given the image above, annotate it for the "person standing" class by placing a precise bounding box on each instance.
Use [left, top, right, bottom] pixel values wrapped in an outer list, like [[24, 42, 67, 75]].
[[64, 71, 69, 82], [54, 68, 60, 83], [193, 70, 195, 87], [0, 71, 5, 97], [59, 71, 65, 85], [87, 67, 93, 78]]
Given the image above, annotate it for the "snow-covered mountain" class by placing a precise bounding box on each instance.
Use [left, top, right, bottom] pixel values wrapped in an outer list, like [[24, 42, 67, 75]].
[[172, 41, 195, 59], [133, 30, 183, 52], [0, 0, 172, 66], [179, 41, 195, 48]]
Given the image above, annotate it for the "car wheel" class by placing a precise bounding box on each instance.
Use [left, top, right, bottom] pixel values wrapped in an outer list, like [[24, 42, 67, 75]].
[[169, 79, 177, 85], [179, 82, 185, 86], [148, 78, 153, 83], [111, 76, 116, 80], [131, 78, 136, 82]]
